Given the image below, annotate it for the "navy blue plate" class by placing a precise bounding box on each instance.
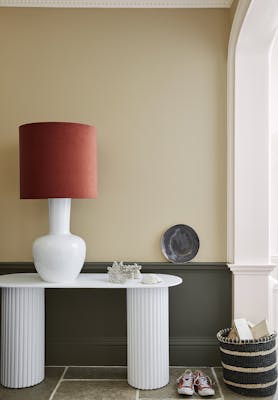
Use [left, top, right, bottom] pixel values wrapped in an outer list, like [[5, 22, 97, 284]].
[[161, 224, 199, 263]]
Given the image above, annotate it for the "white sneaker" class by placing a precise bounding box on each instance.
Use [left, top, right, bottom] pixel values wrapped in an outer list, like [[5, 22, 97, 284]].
[[176, 369, 195, 395], [194, 370, 215, 396]]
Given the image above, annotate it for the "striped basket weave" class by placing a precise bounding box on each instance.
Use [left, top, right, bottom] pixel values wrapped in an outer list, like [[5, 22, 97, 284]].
[[217, 328, 277, 397]]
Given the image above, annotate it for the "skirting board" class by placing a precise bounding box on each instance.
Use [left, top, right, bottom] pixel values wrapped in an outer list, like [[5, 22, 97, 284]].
[[46, 337, 220, 366], [0, 262, 231, 366]]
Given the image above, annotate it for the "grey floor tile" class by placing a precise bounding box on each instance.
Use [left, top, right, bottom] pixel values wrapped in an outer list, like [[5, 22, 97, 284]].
[[0, 367, 65, 400], [52, 380, 137, 400], [139, 367, 221, 399], [65, 366, 127, 380], [213, 367, 278, 400]]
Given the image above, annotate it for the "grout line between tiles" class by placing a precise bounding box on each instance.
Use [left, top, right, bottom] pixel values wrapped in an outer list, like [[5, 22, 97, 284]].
[[63, 378, 127, 381], [47, 365, 127, 368], [211, 367, 224, 400], [136, 389, 140, 400], [48, 366, 68, 400]]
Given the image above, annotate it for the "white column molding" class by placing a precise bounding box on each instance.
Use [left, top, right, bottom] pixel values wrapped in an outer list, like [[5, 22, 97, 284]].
[[269, 277, 278, 331], [228, 264, 275, 324], [227, 0, 278, 324], [227, 0, 252, 263], [271, 255, 278, 279], [270, 34, 278, 276], [228, 265, 275, 275]]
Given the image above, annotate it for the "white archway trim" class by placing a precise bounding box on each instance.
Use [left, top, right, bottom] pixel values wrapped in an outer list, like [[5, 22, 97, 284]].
[[227, 0, 252, 263], [269, 28, 278, 277], [227, 0, 278, 324], [0, 0, 233, 7]]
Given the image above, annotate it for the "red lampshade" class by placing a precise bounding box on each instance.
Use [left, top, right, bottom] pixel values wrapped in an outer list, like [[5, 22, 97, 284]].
[[19, 122, 97, 199]]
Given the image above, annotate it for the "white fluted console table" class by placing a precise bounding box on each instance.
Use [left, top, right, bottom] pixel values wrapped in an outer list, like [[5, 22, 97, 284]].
[[0, 273, 182, 390]]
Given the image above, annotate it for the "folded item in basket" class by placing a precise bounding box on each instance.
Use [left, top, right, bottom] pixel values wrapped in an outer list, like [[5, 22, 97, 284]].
[[228, 318, 272, 341]]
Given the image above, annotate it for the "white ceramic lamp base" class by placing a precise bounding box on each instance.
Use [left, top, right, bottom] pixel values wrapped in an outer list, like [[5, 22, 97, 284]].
[[33, 198, 85, 283]]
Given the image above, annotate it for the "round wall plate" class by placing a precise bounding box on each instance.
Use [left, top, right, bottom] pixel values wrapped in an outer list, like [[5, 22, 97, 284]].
[[161, 224, 199, 263]]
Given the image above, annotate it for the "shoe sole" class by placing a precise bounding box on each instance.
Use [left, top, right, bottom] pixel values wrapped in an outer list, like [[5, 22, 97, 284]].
[[177, 388, 194, 395], [197, 391, 215, 396]]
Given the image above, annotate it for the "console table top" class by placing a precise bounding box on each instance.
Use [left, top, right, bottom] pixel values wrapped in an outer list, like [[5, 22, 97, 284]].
[[0, 273, 182, 288]]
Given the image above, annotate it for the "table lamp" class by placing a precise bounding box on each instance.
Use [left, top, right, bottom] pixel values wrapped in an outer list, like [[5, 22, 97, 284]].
[[19, 122, 97, 283]]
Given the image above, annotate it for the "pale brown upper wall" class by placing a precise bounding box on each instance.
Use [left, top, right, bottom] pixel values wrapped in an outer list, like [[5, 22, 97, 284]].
[[0, 8, 230, 262]]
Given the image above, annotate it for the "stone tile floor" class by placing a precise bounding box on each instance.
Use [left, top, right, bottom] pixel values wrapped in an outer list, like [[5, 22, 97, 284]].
[[0, 367, 277, 400]]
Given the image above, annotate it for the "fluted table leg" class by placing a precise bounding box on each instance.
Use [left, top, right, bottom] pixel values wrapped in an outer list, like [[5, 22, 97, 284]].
[[127, 287, 169, 390], [1, 288, 45, 388]]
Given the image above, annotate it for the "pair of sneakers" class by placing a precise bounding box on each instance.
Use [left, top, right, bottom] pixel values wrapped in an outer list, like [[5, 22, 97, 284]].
[[176, 369, 215, 397]]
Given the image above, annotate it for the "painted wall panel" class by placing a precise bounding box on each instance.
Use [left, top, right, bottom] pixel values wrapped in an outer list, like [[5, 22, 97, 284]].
[[0, 8, 229, 262]]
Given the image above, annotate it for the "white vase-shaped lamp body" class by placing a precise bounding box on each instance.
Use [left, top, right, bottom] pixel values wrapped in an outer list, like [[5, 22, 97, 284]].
[[33, 198, 86, 283]]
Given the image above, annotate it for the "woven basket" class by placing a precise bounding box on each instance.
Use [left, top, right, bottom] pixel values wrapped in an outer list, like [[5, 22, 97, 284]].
[[217, 328, 277, 397]]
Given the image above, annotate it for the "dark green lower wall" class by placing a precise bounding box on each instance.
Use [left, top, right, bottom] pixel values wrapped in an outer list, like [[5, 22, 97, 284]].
[[0, 262, 231, 366]]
